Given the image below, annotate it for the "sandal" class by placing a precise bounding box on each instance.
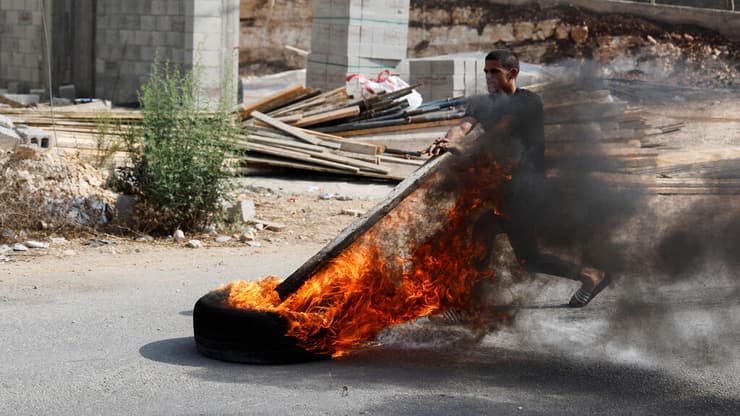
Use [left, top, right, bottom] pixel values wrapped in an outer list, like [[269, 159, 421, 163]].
[[568, 272, 612, 308]]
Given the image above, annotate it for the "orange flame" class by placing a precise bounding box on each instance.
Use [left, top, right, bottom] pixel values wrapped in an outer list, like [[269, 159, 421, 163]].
[[222, 153, 509, 357]]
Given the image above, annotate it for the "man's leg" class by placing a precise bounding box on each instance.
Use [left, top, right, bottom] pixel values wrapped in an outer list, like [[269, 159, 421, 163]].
[[506, 222, 611, 307]]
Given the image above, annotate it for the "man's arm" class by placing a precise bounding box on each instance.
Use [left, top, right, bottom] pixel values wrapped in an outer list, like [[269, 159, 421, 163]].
[[423, 116, 477, 156]]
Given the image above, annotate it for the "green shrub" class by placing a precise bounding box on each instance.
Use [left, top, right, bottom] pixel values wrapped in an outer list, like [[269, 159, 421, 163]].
[[124, 59, 238, 233]]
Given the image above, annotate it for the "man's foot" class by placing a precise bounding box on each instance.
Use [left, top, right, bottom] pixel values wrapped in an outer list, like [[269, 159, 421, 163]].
[[568, 267, 611, 308]]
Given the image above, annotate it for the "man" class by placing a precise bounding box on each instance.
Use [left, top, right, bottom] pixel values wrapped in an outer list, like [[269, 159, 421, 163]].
[[426, 49, 610, 307]]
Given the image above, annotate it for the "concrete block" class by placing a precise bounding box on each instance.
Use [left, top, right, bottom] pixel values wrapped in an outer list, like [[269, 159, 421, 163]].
[[166, 0, 183, 15], [312, 0, 333, 17], [59, 84, 75, 100], [140, 46, 156, 61], [184, 0, 194, 16], [15, 125, 52, 148], [361, 0, 409, 20], [124, 48, 140, 61], [152, 31, 169, 47], [306, 62, 327, 90], [120, 29, 135, 44], [2, 93, 39, 106], [140, 15, 156, 31], [430, 59, 465, 75], [136, 30, 153, 46], [409, 59, 433, 75], [156, 15, 171, 32], [0, 126, 21, 150], [151, 0, 167, 15], [228, 199, 256, 223], [193, 0, 222, 17], [193, 16, 222, 34], [166, 31, 184, 47], [171, 17, 185, 32]]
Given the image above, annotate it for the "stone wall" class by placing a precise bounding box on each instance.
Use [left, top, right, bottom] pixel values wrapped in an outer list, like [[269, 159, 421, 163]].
[[0, 0, 45, 93]]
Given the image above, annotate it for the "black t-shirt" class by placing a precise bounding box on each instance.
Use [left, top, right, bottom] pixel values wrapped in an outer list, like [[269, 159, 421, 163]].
[[464, 88, 545, 175]]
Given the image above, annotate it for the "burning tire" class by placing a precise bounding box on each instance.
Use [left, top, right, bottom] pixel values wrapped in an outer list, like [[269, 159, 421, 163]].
[[193, 290, 330, 364]]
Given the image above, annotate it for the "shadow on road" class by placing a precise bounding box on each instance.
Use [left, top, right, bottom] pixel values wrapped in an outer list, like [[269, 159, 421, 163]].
[[139, 335, 738, 414], [139, 337, 207, 367]]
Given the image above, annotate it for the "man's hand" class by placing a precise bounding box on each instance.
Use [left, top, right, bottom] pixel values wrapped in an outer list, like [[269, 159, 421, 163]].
[[421, 117, 476, 157], [422, 137, 456, 157]]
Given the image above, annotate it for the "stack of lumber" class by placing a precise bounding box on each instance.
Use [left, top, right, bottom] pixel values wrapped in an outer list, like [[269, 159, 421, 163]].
[[1, 101, 137, 164], [236, 83, 461, 180]]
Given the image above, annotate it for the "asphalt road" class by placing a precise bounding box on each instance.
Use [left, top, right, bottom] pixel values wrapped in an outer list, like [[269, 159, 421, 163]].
[[1, 244, 738, 415]]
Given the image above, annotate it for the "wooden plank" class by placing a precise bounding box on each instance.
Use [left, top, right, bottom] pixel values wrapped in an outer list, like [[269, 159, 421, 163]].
[[274, 152, 452, 300], [240, 156, 407, 181], [333, 119, 461, 137], [0, 95, 28, 108], [239, 134, 327, 153], [293, 105, 361, 127], [244, 141, 360, 173], [294, 127, 380, 155], [250, 111, 323, 145], [310, 151, 389, 174], [269, 86, 347, 117], [239, 84, 305, 119], [379, 154, 425, 166]]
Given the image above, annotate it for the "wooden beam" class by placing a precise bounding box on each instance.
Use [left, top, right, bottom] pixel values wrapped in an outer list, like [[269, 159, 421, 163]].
[[250, 111, 323, 145], [239, 84, 305, 119], [293, 105, 361, 127], [333, 119, 461, 137], [244, 141, 360, 173]]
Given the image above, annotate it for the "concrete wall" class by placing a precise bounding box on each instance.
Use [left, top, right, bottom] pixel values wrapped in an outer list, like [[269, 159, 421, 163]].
[[94, 0, 190, 104], [0, 0, 45, 93], [94, 0, 239, 107], [190, 0, 240, 109]]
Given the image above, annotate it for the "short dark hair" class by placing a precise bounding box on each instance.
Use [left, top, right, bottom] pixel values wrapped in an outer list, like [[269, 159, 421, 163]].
[[485, 49, 519, 71]]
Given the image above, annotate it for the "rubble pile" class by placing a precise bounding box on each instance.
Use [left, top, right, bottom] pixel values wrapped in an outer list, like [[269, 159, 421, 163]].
[[0, 147, 116, 235]]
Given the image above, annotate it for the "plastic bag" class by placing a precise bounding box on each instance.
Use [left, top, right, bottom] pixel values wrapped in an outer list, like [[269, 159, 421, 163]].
[[345, 70, 423, 110]]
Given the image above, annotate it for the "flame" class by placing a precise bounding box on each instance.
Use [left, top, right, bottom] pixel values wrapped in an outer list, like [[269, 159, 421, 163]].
[[222, 152, 510, 357]]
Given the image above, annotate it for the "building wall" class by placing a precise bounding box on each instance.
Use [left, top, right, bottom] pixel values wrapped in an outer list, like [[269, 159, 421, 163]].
[[94, 0, 239, 107], [0, 0, 45, 93]]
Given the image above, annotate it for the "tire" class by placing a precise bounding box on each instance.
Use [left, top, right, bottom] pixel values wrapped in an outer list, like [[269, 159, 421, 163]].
[[193, 289, 330, 364]]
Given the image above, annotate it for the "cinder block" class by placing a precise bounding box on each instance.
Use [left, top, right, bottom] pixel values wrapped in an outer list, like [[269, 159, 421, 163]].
[[0, 125, 21, 150], [409, 60, 432, 75], [140, 46, 156, 61], [361, 0, 409, 20], [306, 63, 327, 90], [166, 31, 184, 48], [193, 0, 222, 17], [171, 16, 185, 33], [151, 0, 167, 15], [156, 16, 171, 32], [135, 31, 152, 46], [430, 59, 465, 75], [311, 0, 332, 17], [140, 15, 156, 31], [193, 16, 221, 34], [58, 84, 75, 100], [166, 0, 183, 15], [16, 125, 52, 148], [1, 93, 40, 106]]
